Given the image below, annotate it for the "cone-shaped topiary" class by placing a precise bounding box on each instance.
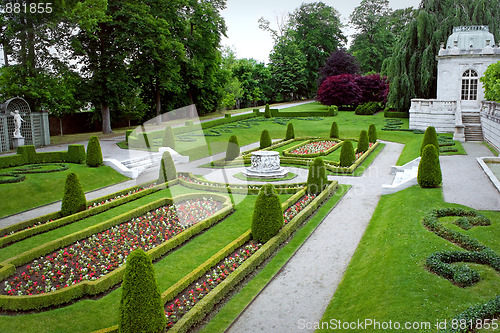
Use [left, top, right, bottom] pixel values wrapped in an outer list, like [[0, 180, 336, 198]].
[[251, 184, 284, 243], [225, 135, 240, 161], [420, 126, 439, 156], [285, 123, 295, 140], [417, 144, 442, 188], [264, 103, 271, 118], [119, 249, 166, 333], [339, 140, 355, 167], [368, 124, 377, 143], [330, 122, 339, 138], [260, 129, 272, 149], [307, 157, 327, 195], [357, 130, 369, 153], [86, 136, 103, 167], [158, 151, 177, 184], [162, 126, 175, 149], [61, 172, 86, 217]]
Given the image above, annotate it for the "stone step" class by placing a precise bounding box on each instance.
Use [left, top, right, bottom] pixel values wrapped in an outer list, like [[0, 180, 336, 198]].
[[462, 115, 481, 124]]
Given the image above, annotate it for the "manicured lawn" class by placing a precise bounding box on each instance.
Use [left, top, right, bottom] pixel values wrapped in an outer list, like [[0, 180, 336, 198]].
[[0, 164, 130, 218], [318, 186, 500, 332], [0, 185, 293, 333]]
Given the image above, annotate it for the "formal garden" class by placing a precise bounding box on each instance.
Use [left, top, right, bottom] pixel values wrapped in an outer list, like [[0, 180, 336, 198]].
[[0, 102, 497, 333]]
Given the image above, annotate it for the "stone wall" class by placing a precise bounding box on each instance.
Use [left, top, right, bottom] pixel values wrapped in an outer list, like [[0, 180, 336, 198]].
[[409, 99, 457, 133], [481, 101, 500, 151]]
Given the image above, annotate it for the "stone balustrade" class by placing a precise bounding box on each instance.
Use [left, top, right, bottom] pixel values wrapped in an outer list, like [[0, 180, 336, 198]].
[[481, 101, 500, 151]]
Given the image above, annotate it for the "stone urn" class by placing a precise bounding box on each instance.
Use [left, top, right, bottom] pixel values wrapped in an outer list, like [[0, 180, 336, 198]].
[[243, 151, 288, 179]]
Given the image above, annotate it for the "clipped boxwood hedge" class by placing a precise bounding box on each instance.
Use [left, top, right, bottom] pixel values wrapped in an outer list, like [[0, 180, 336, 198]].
[[0, 145, 86, 169]]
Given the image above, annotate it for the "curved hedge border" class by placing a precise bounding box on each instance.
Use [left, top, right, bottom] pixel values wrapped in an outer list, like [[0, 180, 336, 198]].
[[0, 173, 26, 184], [178, 172, 305, 195], [9, 163, 69, 174], [282, 139, 341, 158], [168, 180, 338, 332], [421, 208, 500, 332], [0, 180, 166, 247], [0, 193, 233, 311]]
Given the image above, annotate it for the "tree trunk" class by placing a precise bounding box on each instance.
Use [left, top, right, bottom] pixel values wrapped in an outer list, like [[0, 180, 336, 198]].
[[155, 85, 161, 125], [2, 42, 8, 66], [102, 103, 113, 134], [59, 117, 63, 136]]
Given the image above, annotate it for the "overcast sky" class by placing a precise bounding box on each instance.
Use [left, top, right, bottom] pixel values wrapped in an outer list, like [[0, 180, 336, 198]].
[[221, 0, 421, 63]]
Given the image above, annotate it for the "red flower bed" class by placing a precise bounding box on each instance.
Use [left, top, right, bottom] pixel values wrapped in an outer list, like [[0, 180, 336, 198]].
[[2, 198, 222, 296], [355, 142, 374, 159], [289, 140, 337, 155]]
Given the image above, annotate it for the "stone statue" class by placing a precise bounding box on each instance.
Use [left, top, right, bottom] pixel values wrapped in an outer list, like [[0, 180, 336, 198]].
[[10, 110, 24, 138]]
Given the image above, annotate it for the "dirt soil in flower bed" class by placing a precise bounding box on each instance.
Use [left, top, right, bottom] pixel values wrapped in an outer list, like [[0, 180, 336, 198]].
[[1, 199, 223, 299]]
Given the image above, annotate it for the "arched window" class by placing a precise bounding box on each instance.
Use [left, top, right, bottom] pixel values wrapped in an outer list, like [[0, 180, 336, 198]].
[[461, 69, 478, 100]]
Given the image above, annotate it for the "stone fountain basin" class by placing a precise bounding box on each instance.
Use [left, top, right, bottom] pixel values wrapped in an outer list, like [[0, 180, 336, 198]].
[[243, 151, 288, 179]]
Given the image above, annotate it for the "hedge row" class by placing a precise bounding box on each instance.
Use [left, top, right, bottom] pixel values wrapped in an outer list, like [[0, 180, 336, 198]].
[[178, 172, 305, 195], [384, 110, 409, 118], [268, 106, 338, 118], [0, 145, 86, 169], [282, 139, 341, 158], [442, 296, 500, 333], [0, 180, 163, 246], [0, 193, 232, 311], [169, 181, 338, 332]]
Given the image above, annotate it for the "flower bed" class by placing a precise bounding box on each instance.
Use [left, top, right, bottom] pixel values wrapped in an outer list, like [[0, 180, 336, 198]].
[[355, 142, 374, 159], [164, 242, 261, 328], [289, 140, 338, 156], [1, 198, 222, 296]]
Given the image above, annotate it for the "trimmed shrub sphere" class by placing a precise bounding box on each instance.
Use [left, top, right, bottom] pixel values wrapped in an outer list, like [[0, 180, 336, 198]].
[[307, 157, 327, 195], [251, 184, 284, 243], [286, 123, 295, 140], [119, 249, 166, 333], [339, 140, 355, 167], [61, 172, 86, 217], [417, 144, 442, 188], [260, 129, 272, 149], [357, 130, 369, 153], [86, 136, 103, 167], [420, 126, 439, 156], [225, 135, 240, 161], [162, 126, 175, 149], [330, 122, 339, 138], [368, 124, 377, 143], [158, 151, 177, 183]]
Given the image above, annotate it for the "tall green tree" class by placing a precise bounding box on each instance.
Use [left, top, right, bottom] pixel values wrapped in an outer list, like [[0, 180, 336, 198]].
[[384, 0, 500, 111], [288, 2, 346, 96]]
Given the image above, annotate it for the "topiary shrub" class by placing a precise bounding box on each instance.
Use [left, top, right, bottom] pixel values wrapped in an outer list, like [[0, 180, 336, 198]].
[[264, 103, 271, 118], [119, 248, 166, 333], [357, 130, 369, 153], [420, 126, 439, 156], [86, 136, 103, 167], [339, 140, 355, 167], [158, 151, 177, 183], [162, 126, 175, 149], [225, 135, 240, 161], [251, 184, 284, 243], [285, 123, 295, 140], [67, 144, 86, 164], [417, 144, 442, 188], [61, 172, 86, 217], [307, 157, 327, 195], [354, 101, 380, 115], [125, 130, 133, 145], [330, 122, 339, 138], [260, 129, 272, 149], [368, 124, 377, 143]]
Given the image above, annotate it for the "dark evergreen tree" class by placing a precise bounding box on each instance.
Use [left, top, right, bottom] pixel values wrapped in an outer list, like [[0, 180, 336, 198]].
[[330, 122, 339, 138], [251, 184, 284, 243], [158, 151, 177, 183], [119, 249, 166, 333], [264, 103, 271, 118], [339, 140, 355, 167], [420, 126, 439, 156], [162, 126, 175, 149], [417, 144, 442, 188], [286, 123, 295, 140], [86, 136, 103, 167], [307, 157, 327, 195], [61, 172, 86, 217], [260, 129, 272, 149], [357, 130, 369, 153], [368, 124, 377, 143], [225, 135, 240, 161]]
